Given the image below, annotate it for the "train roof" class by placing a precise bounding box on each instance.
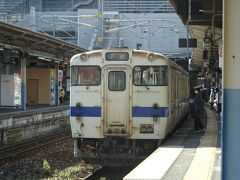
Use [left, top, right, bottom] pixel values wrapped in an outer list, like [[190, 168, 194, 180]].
[[71, 48, 189, 76]]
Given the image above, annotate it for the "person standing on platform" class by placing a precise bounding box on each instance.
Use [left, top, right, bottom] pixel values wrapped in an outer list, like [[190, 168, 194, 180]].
[[209, 87, 216, 109], [191, 87, 205, 131], [59, 89, 65, 104], [215, 88, 222, 117]]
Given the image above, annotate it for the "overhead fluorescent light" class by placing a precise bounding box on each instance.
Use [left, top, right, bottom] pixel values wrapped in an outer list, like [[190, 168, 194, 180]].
[[44, 59, 52, 62], [54, 60, 61, 64], [38, 56, 52, 62]]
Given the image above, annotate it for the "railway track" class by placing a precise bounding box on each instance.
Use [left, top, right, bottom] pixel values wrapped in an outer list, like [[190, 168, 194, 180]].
[[83, 117, 191, 180], [0, 130, 71, 162]]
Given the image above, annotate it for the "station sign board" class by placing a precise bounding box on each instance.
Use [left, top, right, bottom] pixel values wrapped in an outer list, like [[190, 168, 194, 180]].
[[179, 38, 197, 48]]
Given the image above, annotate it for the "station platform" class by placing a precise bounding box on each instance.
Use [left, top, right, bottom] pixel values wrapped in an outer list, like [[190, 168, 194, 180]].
[[124, 106, 221, 180], [0, 104, 70, 145], [0, 104, 69, 119]]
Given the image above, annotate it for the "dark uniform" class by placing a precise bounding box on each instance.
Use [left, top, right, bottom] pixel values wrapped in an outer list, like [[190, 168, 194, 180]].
[[191, 89, 205, 131]]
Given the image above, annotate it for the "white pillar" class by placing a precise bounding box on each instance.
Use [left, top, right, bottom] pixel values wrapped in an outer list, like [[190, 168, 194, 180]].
[[222, 0, 240, 179]]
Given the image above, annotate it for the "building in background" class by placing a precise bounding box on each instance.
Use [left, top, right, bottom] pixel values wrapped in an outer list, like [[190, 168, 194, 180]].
[[0, 0, 190, 59]]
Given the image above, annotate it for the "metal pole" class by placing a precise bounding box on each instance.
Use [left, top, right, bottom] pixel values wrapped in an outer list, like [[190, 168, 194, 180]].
[[30, 6, 36, 31], [55, 63, 59, 106], [97, 0, 104, 48], [148, 27, 150, 50], [186, 0, 191, 58], [21, 58, 26, 110], [77, 9, 80, 46], [222, 0, 240, 179]]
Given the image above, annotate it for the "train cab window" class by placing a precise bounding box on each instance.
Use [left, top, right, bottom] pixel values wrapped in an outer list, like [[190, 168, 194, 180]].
[[105, 52, 129, 61], [108, 71, 126, 91], [71, 66, 101, 86], [133, 66, 168, 86]]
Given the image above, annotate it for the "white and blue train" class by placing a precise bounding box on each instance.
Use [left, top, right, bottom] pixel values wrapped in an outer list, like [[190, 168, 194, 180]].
[[70, 48, 190, 164]]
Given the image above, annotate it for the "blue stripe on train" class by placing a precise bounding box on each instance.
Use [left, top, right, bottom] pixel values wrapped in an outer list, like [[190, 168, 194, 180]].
[[70, 106, 101, 117], [132, 107, 168, 117], [70, 106, 168, 117]]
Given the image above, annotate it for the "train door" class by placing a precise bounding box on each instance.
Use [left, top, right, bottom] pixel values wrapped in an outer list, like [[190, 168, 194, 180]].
[[102, 66, 132, 136]]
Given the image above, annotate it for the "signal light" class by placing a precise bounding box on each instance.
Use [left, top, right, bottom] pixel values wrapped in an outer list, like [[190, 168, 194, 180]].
[[79, 53, 88, 62], [147, 53, 155, 62]]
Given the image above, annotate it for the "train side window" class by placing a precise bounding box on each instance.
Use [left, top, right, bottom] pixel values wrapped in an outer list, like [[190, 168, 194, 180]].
[[70, 66, 101, 86], [133, 66, 168, 86], [108, 71, 126, 91]]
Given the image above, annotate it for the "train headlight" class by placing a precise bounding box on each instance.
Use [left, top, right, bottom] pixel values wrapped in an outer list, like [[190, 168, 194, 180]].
[[79, 53, 88, 62], [147, 53, 155, 62]]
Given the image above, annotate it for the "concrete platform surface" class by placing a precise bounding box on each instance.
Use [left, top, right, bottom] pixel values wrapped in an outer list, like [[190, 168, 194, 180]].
[[124, 106, 220, 180]]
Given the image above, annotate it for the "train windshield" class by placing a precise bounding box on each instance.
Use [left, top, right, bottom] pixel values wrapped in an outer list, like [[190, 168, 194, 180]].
[[71, 66, 101, 86], [133, 66, 168, 86]]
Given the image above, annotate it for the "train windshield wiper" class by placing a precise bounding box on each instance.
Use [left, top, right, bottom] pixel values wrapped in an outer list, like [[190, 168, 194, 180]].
[[144, 85, 150, 90]]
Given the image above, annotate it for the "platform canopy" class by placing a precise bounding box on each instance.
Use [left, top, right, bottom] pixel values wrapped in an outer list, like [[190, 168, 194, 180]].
[[0, 22, 86, 61], [170, 0, 222, 68]]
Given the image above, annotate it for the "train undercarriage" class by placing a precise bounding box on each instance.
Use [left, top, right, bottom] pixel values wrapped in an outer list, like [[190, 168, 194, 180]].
[[74, 138, 162, 166]]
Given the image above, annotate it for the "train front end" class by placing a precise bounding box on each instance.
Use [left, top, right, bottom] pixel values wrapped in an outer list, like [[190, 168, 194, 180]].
[[70, 49, 171, 165]]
